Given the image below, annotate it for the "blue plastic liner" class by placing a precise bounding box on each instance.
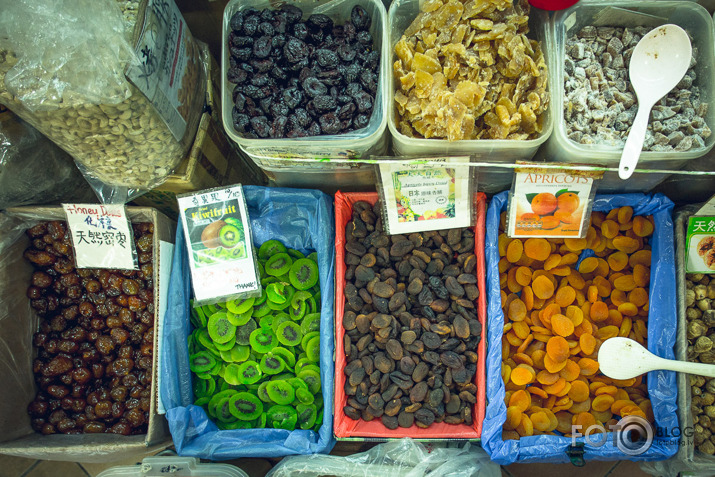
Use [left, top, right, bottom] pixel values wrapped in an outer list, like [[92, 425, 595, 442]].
[[160, 186, 336, 459], [482, 191, 678, 464]]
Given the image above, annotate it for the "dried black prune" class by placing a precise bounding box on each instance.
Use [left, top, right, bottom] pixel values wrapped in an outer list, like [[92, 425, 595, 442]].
[[350, 5, 371, 31]]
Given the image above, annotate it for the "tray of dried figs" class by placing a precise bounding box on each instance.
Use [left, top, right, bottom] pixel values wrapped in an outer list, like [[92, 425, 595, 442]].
[[333, 191, 487, 439], [0, 207, 174, 461]]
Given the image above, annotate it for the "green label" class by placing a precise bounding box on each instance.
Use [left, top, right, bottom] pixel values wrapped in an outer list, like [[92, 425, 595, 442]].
[[685, 216, 715, 273]]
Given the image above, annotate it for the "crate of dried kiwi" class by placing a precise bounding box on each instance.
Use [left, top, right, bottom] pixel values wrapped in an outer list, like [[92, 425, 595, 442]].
[[160, 186, 336, 459], [482, 191, 679, 463], [333, 191, 487, 439], [0, 206, 174, 462]]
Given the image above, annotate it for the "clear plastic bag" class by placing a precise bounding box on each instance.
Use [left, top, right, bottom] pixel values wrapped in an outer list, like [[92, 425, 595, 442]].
[[0, 0, 205, 204], [265, 438, 501, 477], [0, 109, 93, 209]]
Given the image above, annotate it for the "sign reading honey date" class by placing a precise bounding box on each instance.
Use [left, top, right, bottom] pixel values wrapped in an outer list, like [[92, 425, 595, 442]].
[[342, 200, 481, 429]]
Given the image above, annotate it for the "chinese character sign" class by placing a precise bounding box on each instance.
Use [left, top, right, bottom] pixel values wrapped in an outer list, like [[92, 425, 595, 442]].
[[686, 216, 715, 273]]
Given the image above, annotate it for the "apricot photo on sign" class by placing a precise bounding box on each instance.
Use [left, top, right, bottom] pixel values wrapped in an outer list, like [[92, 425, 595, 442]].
[[514, 189, 584, 236]]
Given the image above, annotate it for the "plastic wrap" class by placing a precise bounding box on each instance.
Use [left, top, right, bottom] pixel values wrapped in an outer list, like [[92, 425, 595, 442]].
[[0, 207, 173, 463], [332, 191, 487, 439], [161, 186, 336, 459], [0, 110, 92, 209], [482, 191, 679, 464], [266, 438, 500, 477], [0, 0, 205, 203]]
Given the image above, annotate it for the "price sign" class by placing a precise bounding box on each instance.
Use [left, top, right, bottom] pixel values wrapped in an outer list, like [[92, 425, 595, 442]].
[[686, 216, 715, 273], [507, 163, 603, 239], [63, 204, 137, 269], [377, 157, 473, 235]]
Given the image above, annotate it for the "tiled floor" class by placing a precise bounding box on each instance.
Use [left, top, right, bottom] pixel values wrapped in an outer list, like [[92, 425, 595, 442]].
[[0, 446, 652, 477]]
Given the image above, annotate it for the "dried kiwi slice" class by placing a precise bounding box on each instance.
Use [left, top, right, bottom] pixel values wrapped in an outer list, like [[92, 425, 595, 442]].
[[249, 328, 278, 353], [257, 381, 272, 403], [259, 240, 287, 260], [259, 315, 275, 329], [260, 353, 286, 375], [276, 321, 302, 347], [265, 253, 293, 277], [307, 252, 318, 263], [297, 403, 317, 430], [305, 335, 320, 362], [289, 258, 319, 291], [288, 299, 307, 321], [223, 363, 241, 385], [190, 351, 217, 373], [295, 387, 314, 405], [266, 380, 295, 405], [253, 300, 272, 318], [266, 282, 288, 304], [235, 319, 257, 346], [215, 397, 237, 422], [229, 392, 263, 421], [228, 309, 253, 327], [271, 313, 291, 334], [214, 336, 236, 351], [208, 390, 236, 417], [208, 312, 237, 344], [301, 313, 320, 335], [270, 347, 296, 369], [254, 288, 267, 306], [301, 331, 320, 352], [226, 297, 255, 315], [230, 344, 250, 363], [306, 296, 318, 314], [267, 405, 298, 430], [298, 369, 321, 394], [236, 360, 262, 384], [193, 375, 216, 398], [287, 248, 305, 259]]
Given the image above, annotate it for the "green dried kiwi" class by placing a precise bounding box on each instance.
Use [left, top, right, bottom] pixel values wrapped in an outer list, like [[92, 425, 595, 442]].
[[214, 335, 236, 351], [223, 363, 241, 386], [265, 253, 293, 277], [314, 394, 324, 410], [276, 321, 302, 347], [267, 405, 298, 430], [298, 369, 321, 394], [215, 397, 237, 422], [261, 276, 278, 288], [257, 260, 265, 278], [190, 305, 207, 328], [291, 290, 312, 308], [289, 300, 307, 321], [188, 334, 198, 355], [254, 288, 267, 306], [259, 315, 275, 329], [217, 364, 226, 379], [208, 312, 237, 344], [236, 360, 262, 384], [301, 313, 320, 335], [195, 372, 212, 381], [205, 303, 219, 314], [221, 420, 250, 430], [266, 282, 288, 304], [295, 387, 314, 405], [287, 248, 305, 259], [307, 252, 318, 263], [288, 377, 309, 393], [228, 309, 253, 327], [193, 376, 216, 398], [229, 392, 263, 421], [197, 329, 215, 349], [270, 347, 296, 369], [190, 351, 217, 373], [301, 331, 319, 352], [313, 410, 323, 432], [195, 396, 211, 407], [235, 319, 257, 346], [307, 296, 318, 314], [210, 360, 223, 376], [271, 372, 295, 382], [271, 313, 291, 334], [253, 300, 272, 318], [219, 349, 233, 363], [257, 381, 272, 403], [266, 380, 295, 405], [230, 344, 250, 363], [297, 404, 317, 430], [294, 358, 312, 375], [305, 336, 320, 362], [249, 328, 278, 353], [226, 297, 255, 315], [260, 354, 286, 375], [289, 259, 318, 291], [259, 240, 287, 260], [256, 412, 267, 428], [208, 390, 236, 417]]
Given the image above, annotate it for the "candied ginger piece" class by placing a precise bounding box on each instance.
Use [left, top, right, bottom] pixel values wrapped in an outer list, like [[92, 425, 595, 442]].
[[472, 19, 494, 30], [452, 24, 468, 44], [454, 80, 485, 109], [414, 70, 434, 98], [423, 0, 444, 12], [435, 1, 464, 30], [446, 95, 468, 141], [400, 71, 416, 91], [413, 52, 442, 74], [395, 38, 414, 68]]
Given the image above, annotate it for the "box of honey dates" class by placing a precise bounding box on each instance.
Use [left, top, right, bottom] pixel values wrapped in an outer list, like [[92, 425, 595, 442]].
[[333, 191, 487, 439], [0, 207, 174, 462]]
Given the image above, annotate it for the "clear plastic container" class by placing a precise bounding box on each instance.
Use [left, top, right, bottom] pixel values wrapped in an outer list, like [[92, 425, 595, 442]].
[[221, 0, 389, 188], [386, 1, 554, 160], [542, 0, 715, 192], [97, 456, 248, 477]]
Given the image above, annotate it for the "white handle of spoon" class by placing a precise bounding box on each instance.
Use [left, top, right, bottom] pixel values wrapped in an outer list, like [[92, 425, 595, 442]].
[[648, 354, 715, 378], [618, 102, 653, 180]]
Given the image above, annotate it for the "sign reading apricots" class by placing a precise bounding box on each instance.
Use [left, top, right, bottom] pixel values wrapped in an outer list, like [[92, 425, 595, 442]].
[[507, 165, 603, 239]]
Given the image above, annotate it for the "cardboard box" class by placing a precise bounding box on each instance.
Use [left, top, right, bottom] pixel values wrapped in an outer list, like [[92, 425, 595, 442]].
[[0, 207, 175, 463]]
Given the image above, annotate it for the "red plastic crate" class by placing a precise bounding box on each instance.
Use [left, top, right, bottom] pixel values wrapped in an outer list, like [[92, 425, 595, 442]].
[[333, 191, 488, 439]]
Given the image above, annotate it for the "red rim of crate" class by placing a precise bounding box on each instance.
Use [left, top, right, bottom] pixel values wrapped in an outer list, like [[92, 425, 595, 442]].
[[333, 191, 487, 439]]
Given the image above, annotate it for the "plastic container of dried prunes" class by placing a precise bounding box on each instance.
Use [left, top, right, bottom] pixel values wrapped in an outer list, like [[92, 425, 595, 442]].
[[221, 0, 389, 190], [543, 1, 715, 192]]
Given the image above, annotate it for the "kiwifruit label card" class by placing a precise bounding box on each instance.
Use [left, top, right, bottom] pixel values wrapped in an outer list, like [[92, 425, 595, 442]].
[[507, 164, 603, 239], [177, 185, 260, 304]]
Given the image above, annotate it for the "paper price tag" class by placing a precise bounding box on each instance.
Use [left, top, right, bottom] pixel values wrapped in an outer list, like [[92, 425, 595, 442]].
[[507, 164, 603, 238], [685, 216, 715, 273], [63, 204, 137, 269], [177, 185, 260, 305], [695, 194, 715, 217]]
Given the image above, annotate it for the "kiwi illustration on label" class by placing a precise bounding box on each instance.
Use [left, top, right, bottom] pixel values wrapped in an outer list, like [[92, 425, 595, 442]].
[[201, 220, 226, 248], [219, 223, 242, 248]]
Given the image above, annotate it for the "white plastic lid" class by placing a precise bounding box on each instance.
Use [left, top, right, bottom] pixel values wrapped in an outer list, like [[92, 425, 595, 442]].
[[96, 457, 249, 477]]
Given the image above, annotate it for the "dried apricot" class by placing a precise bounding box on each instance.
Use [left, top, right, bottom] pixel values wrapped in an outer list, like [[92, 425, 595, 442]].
[[509, 389, 531, 412], [589, 301, 609, 322], [516, 413, 534, 437], [601, 220, 619, 239], [617, 206, 633, 225], [578, 358, 599, 376], [568, 380, 590, 402], [524, 238, 551, 261], [507, 239, 523, 263], [629, 250, 652, 268], [506, 406, 522, 429], [532, 275, 555, 300], [614, 275, 636, 292], [551, 314, 575, 337], [578, 257, 598, 274], [508, 298, 527, 321], [564, 238, 587, 252], [607, 251, 628, 272], [633, 264, 650, 288], [613, 236, 640, 254], [511, 367, 535, 386]]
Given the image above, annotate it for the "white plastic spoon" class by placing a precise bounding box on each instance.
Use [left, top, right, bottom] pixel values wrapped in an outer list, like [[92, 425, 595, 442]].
[[598, 337, 715, 380], [618, 24, 692, 180]]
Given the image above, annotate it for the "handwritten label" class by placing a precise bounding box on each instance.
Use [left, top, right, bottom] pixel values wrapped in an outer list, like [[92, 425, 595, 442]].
[[686, 216, 715, 273], [378, 157, 473, 235], [177, 185, 260, 304], [63, 204, 137, 269], [508, 164, 603, 238]]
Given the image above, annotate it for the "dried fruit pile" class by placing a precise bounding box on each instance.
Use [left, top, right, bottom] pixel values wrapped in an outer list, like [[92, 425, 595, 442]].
[[497, 206, 656, 438], [342, 201, 481, 430], [393, 0, 548, 141], [227, 5, 379, 139], [685, 273, 715, 455], [25, 221, 155, 435], [189, 239, 323, 431]]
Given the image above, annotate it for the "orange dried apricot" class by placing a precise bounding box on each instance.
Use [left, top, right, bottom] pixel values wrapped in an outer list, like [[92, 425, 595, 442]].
[[555, 286, 576, 307], [524, 238, 551, 261], [531, 411, 551, 432], [515, 266, 533, 287], [511, 367, 535, 386], [506, 406, 522, 429], [551, 314, 575, 337], [579, 333, 597, 356], [617, 206, 633, 225], [578, 257, 598, 274], [629, 250, 652, 268], [509, 390, 531, 412], [546, 336, 570, 362], [589, 301, 609, 322], [568, 380, 590, 402], [516, 413, 534, 436], [632, 216, 654, 237], [508, 298, 527, 322], [628, 288, 649, 308], [607, 251, 628, 272], [578, 358, 599, 376], [601, 220, 619, 239], [507, 239, 523, 263], [633, 264, 650, 287], [613, 236, 640, 254], [614, 275, 636, 292], [564, 238, 587, 252], [532, 275, 555, 300], [573, 412, 597, 430]]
